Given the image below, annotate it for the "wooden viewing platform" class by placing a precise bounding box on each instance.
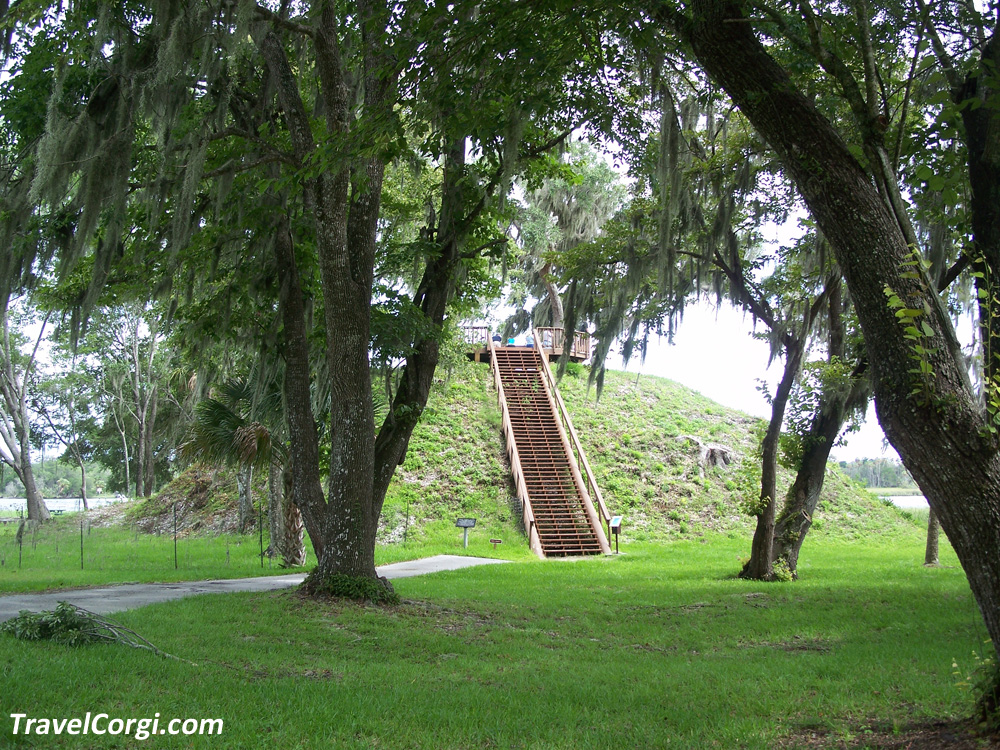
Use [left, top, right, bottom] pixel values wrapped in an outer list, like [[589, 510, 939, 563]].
[[462, 326, 591, 363]]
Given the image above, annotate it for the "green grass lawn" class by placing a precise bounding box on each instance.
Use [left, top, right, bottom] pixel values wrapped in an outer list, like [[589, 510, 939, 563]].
[[0, 534, 984, 749], [0, 512, 528, 593]]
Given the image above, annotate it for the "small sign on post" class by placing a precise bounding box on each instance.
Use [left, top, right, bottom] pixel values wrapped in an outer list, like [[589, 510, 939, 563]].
[[490, 538, 503, 550], [455, 517, 476, 548], [610, 516, 623, 555]]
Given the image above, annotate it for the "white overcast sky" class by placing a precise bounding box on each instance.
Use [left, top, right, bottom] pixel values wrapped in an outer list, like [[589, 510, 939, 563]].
[[604, 299, 895, 462]]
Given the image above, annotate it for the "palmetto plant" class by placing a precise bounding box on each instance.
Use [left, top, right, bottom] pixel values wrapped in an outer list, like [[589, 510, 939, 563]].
[[182, 377, 275, 533], [180, 375, 304, 567]]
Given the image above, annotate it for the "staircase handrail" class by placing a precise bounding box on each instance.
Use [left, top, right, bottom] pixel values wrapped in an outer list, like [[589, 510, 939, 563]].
[[487, 338, 543, 558], [535, 341, 612, 536]]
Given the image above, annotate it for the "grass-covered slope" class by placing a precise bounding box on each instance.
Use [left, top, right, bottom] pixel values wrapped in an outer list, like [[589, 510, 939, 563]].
[[135, 357, 919, 552], [381, 358, 918, 548]]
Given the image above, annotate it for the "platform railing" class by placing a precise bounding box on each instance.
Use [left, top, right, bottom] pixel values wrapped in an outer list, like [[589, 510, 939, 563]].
[[462, 325, 491, 348], [534, 327, 591, 360], [536, 347, 613, 541], [487, 337, 544, 558]]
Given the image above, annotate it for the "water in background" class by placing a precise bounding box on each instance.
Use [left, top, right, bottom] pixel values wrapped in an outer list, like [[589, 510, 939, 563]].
[[888, 495, 928, 509], [0, 496, 125, 514]]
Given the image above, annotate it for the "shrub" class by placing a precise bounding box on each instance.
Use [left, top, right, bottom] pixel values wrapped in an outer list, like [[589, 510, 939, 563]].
[[772, 558, 794, 583], [976, 660, 1000, 730]]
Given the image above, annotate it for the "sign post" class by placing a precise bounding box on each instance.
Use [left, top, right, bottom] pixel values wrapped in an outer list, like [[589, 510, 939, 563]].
[[610, 516, 622, 554], [455, 517, 476, 548]]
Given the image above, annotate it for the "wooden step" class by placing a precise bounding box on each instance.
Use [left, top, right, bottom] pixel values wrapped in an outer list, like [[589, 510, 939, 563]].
[[493, 347, 603, 558]]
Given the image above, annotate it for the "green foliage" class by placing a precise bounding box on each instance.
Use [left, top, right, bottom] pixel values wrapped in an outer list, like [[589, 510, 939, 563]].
[[1, 601, 186, 661], [1, 460, 110, 498], [780, 358, 859, 470], [771, 558, 793, 582], [1, 602, 102, 644], [953, 646, 1000, 729], [975, 659, 1000, 730], [884, 275, 939, 405], [734, 459, 767, 517], [302, 571, 401, 605]]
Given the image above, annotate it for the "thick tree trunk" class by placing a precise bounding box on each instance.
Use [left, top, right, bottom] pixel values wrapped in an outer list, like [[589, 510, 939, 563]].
[[260, 5, 391, 585], [741, 339, 803, 580], [261, 4, 503, 587], [681, 0, 1000, 658], [271, 212, 328, 562]]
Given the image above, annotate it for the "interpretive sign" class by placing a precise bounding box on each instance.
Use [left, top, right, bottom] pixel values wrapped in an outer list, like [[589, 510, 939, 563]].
[[455, 518, 477, 548]]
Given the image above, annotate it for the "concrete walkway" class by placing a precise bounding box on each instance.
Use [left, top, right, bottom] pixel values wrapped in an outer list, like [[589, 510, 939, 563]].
[[0, 555, 508, 622]]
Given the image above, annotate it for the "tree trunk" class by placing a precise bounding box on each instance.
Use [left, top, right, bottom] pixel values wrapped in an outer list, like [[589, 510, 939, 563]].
[[682, 0, 1000, 659], [259, 9, 387, 584], [773, 372, 871, 575], [271, 206, 330, 564], [540, 260, 565, 330], [267, 461, 282, 558], [0, 312, 49, 521], [280, 466, 306, 567], [79, 460, 88, 511], [741, 338, 803, 580], [134, 411, 144, 500], [142, 393, 157, 497], [20, 460, 49, 522], [113, 410, 131, 498], [772, 383, 867, 575], [960, 32, 1000, 388], [236, 463, 254, 534], [925, 508, 940, 566]]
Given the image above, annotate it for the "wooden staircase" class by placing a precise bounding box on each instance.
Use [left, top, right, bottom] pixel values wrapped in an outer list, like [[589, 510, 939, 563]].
[[489, 344, 611, 558]]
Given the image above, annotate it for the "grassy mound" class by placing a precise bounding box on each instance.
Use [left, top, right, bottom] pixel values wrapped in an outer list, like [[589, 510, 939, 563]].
[[119, 464, 254, 536], [130, 359, 919, 550]]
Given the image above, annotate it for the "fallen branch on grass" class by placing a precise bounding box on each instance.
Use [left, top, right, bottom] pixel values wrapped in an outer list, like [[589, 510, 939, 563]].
[[0, 602, 196, 665]]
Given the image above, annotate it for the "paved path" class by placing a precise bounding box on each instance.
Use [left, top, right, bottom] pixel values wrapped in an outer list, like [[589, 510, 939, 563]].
[[0, 555, 507, 622]]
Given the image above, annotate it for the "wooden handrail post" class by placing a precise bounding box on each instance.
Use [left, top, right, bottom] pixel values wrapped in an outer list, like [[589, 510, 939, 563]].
[[488, 335, 544, 558], [536, 347, 611, 554]]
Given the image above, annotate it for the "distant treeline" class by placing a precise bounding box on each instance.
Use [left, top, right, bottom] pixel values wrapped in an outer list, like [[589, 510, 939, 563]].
[[0, 460, 111, 499], [837, 458, 916, 489]]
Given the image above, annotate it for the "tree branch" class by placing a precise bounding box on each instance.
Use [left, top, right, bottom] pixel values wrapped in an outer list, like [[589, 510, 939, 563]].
[[253, 3, 314, 38], [914, 0, 963, 90]]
